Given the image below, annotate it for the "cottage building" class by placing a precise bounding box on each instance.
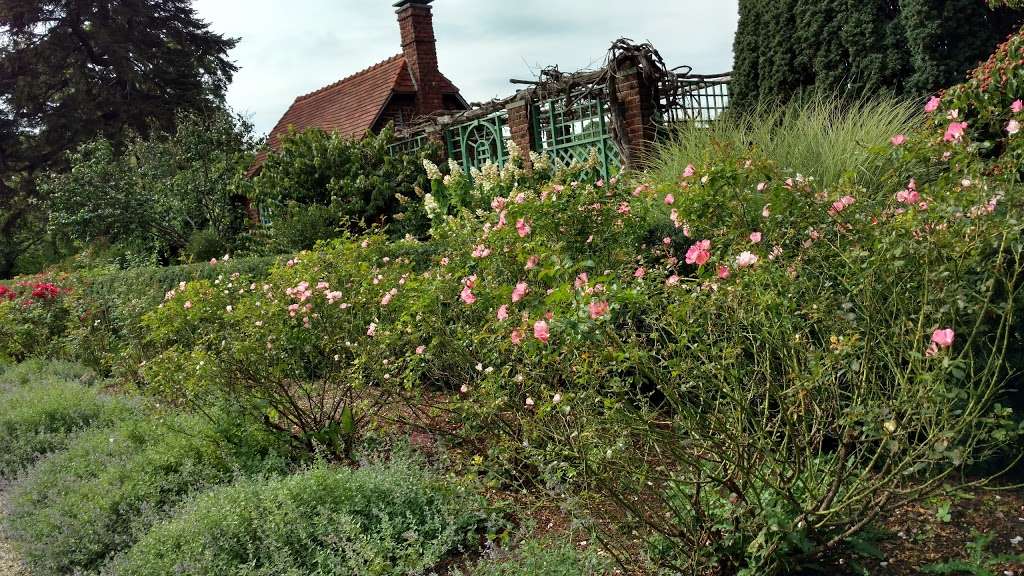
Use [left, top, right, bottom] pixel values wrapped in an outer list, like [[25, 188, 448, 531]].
[[251, 0, 467, 174]]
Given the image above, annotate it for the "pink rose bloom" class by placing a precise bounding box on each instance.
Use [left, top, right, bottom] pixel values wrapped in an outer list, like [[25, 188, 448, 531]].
[[932, 328, 955, 348], [533, 320, 550, 343], [890, 134, 907, 146], [757, 182, 767, 192], [663, 237, 672, 246], [588, 301, 609, 319], [525, 255, 539, 270], [183, 300, 193, 310], [924, 96, 941, 113], [762, 204, 771, 218], [633, 184, 648, 196], [665, 275, 680, 286], [736, 251, 759, 268], [511, 329, 524, 345], [1012, 99, 1024, 114], [664, 194, 675, 205], [717, 265, 731, 279], [416, 345, 426, 354], [634, 267, 646, 279], [514, 192, 527, 204], [497, 304, 509, 321], [685, 240, 711, 266], [511, 281, 529, 303], [943, 121, 968, 143], [491, 196, 507, 211], [367, 322, 377, 337], [841, 195, 856, 207], [472, 244, 491, 258], [617, 202, 631, 214], [317, 282, 330, 291], [460, 286, 476, 304], [209, 258, 218, 266], [595, 179, 604, 188], [683, 164, 695, 177], [1008, 119, 1021, 135], [381, 291, 394, 306], [497, 210, 507, 228], [574, 272, 589, 289], [516, 219, 531, 238], [749, 231, 762, 244]]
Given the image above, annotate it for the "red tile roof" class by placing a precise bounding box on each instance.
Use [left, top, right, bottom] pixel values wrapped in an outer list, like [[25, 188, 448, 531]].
[[251, 54, 461, 174]]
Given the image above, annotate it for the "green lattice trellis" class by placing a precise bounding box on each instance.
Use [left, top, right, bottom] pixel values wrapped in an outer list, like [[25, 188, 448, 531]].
[[445, 110, 511, 172], [534, 93, 622, 181], [386, 132, 429, 156]]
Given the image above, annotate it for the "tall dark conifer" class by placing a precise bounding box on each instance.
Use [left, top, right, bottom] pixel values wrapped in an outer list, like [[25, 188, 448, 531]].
[[0, 0, 238, 277], [732, 0, 1023, 110]]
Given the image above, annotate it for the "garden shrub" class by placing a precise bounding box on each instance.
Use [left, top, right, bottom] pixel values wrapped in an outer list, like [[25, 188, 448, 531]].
[[246, 126, 439, 247], [4, 413, 288, 576], [142, 118, 1024, 574], [0, 361, 137, 478], [106, 458, 493, 576]]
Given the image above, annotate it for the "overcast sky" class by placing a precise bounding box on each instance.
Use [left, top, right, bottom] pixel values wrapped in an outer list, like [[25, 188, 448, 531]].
[[192, 1, 739, 136]]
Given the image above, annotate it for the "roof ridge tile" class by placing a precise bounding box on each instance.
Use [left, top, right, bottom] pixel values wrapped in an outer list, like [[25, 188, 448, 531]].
[[294, 53, 405, 102]]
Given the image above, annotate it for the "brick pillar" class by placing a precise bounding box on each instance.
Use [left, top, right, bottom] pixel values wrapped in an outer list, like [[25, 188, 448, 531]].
[[395, 0, 445, 115], [614, 60, 658, 168], [506, 98, 535, 170]]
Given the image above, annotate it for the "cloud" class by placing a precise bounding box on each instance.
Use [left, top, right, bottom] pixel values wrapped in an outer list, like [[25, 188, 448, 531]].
[[193, 0, 738, 135]]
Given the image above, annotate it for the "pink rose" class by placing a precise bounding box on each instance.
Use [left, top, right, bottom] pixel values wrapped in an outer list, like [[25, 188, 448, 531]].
[[533, 320, 550, 343], [664, 194, 675, 205], [460, 286, 476, 305], [685, 240, 711, 266], [924, 96, 941, 113], [683, 164, 695, 178], [516, 219, 531, 238], [511, 281, 529, 303], [1012, 99, 1023, 114], [588, 301, 609, 319], [736, 251, 759, 268], [749, 231, 762, 244], [497, 304, 509, 321], [717, 266, 731, 279], [890, 134, 907, 146]]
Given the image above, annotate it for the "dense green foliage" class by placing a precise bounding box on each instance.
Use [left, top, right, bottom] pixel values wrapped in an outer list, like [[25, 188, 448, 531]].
[[0, 0, 238, 278], [108, 459, 492, 576], [246, 127, 437, 250], [0, 361, 136, 478], [732, 1, 1023, 110], [43, 111, 258, 265]]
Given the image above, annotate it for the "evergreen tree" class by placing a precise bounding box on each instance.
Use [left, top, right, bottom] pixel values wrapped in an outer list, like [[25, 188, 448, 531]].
[[732, 0, 1023, 110], [0, 0, 238, 276]]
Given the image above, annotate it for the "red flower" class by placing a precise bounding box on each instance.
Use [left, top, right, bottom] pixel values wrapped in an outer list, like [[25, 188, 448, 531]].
[[30, 282, 61, 300]]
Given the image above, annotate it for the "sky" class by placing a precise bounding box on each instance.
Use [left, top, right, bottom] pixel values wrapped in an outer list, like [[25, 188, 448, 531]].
[[192, 0, 740, 137]]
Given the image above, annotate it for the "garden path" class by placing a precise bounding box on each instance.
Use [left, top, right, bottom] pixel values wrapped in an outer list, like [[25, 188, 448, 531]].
[[0, 483, 25, 576]]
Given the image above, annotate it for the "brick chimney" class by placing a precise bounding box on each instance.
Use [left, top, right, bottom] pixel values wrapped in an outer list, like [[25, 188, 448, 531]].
[[394, 0, 445, 115]]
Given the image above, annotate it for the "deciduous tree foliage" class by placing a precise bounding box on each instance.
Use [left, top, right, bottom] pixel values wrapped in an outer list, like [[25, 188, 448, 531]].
[[0, 0, 238, 276], [732, 0, 1024, 110]]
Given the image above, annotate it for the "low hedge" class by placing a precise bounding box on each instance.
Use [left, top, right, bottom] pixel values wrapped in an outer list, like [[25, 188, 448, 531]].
[[0, 362, 137, 478], [107, 460, 492, 576], [4, 412, 287, 576]]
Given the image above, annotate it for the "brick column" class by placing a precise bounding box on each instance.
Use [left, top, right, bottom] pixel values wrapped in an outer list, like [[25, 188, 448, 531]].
[[506, 98, 535, 170], [615, 61, 658, 168]]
